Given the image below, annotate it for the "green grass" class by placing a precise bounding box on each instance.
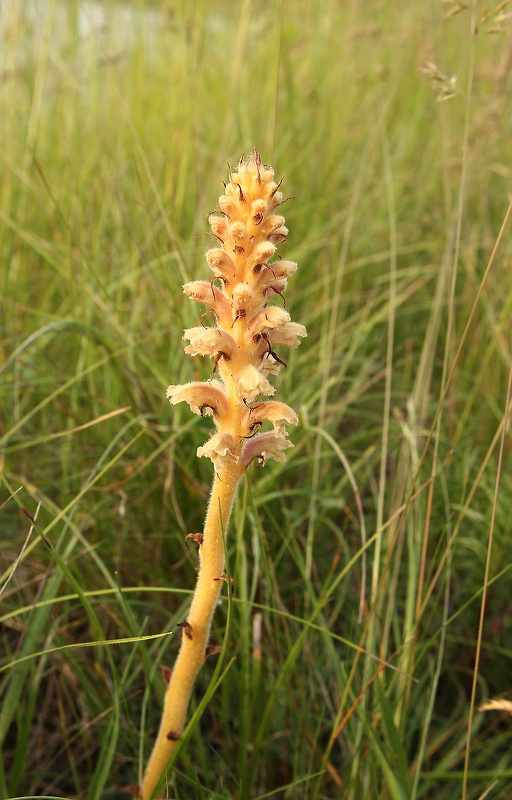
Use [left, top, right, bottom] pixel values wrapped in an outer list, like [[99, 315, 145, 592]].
[[1, 0, 512, 798]]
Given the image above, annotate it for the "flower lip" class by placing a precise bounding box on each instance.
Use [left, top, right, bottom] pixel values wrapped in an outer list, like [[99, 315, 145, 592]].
[[247, 400, 298, 431], [206, 249, 237, 281], [197, 431, 238, 470], [241, 430, 293, 467], [237, 365, 276, 402], [268, 226, 288, 244], [232, 282, 253, 308], [229, 221, 249, 243], [183, 327, 237, 358], [249, 241, 276, 268], [218, 196, 238, 217], [248, 306, 290, 335], [268, 322, 307, 349], [183, 281, 232, 324], [253, 260, 297, 290], [167, 380, 228, 419], [209, 217, 228, 242]]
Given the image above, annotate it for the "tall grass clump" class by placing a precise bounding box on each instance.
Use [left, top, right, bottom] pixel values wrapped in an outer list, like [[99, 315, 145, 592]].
[[1, 1, 512, 799]]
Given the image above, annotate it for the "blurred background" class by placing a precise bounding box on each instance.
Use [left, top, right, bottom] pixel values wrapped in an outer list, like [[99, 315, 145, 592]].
[[1, 1, 512, 799]]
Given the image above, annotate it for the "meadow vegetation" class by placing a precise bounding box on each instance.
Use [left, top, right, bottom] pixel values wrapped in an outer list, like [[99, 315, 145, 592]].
[[1, 1, 512, 798]]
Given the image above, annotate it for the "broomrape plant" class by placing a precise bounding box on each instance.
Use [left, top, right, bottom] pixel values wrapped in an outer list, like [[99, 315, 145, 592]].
[[139, 150, 306, 799]]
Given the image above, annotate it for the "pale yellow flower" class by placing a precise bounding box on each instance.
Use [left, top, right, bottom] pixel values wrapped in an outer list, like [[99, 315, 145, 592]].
[[166, 381, 228, 419], [241, 430, 294, 467], [183, 327, 236, 358], [197, 431, 238, 469]]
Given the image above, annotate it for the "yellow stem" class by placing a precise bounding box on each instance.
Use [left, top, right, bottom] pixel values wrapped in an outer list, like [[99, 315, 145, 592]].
[[140, 461, 243, 800]]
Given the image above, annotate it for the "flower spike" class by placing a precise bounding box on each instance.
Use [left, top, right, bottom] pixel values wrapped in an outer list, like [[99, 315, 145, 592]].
[[168, 149, 306, 464], [140, 150, 306, 800]]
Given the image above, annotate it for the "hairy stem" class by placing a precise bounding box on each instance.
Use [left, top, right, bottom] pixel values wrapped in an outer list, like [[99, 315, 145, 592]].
[[140, 463, 242, 800]]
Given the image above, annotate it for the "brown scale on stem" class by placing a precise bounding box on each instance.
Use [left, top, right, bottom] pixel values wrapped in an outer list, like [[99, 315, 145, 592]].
[[177, 621, 193, 640], [205, 645, 222, 658], [184, 533, 204, 549], [159, 665, 173, 686]]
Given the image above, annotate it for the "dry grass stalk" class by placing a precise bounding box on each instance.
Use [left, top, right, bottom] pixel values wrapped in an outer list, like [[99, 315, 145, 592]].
[[420, 61, 458, 102], [479, 698, 512, 714]]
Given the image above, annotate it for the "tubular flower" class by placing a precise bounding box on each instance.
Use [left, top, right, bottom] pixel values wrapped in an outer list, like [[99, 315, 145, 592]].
[[197, 431, 238, 469], [166, 381, 228, 419], [140, 151, 306, 800], [245, 400, 299, 434], [168, 148, 306, 466], [241, 430, 294, 467]]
